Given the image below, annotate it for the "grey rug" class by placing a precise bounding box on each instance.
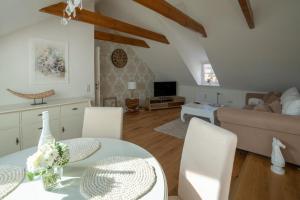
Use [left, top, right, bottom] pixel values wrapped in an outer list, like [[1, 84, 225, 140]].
[[154, 118, 190, 139], [154, 116, 210, 139]]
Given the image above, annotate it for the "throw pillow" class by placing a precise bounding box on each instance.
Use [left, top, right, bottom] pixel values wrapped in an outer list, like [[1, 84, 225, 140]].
[[264, 94, 280, 104], [281, 87, 299, 103], [282, 95, 300, 111], [254, 104, 271, 112], [282, 99, 300, 116], [248, 98, 264, 106], [268, 100, 282, 113]]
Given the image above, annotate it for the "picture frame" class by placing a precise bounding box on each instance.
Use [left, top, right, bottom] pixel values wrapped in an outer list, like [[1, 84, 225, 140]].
[[29, 39, 69, 85], [103, 97, 118, 107]]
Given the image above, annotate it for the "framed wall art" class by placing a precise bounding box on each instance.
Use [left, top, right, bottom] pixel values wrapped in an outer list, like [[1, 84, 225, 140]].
[[29, 39, 69, 85]]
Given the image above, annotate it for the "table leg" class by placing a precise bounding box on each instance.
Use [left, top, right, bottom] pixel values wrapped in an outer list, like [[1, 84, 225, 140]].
[[181, 112, 186, 122], [210, 115, 215, 124]]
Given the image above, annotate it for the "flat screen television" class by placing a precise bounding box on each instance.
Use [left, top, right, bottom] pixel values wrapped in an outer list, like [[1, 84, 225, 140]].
[[154, 81, 177, 97]]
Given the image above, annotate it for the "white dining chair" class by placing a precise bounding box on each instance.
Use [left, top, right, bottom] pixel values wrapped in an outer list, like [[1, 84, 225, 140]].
[[170, 117, 237, 200], [82, 107, 124, 139]]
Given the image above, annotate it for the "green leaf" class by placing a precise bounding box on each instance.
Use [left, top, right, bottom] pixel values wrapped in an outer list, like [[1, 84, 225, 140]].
[[26, 172, 34, 181]]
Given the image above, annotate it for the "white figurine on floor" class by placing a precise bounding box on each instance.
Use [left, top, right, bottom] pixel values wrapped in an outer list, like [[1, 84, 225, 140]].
[[271, 137, 286, 175]]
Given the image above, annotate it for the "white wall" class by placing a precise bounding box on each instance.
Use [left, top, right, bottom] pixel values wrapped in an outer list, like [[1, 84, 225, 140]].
[[0, 19, 95, 106], [178, 85, 263, 108], [96, 0, 300, 91]]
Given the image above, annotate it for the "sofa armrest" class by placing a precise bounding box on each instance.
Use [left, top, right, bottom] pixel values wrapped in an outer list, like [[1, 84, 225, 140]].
[[217, 107, 300, 136]]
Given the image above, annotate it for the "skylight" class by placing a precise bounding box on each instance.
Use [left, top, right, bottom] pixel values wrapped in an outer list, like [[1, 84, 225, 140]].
[[201, 64, 219, 86]]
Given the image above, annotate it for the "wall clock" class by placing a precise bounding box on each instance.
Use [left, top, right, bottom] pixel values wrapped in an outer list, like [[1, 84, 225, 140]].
[[111, 49, 128, 68]]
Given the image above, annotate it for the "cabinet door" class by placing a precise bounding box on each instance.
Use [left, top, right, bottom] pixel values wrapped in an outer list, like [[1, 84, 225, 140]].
[[0, 113, 19, 130], [0, 128, 20, 156], [61, 116, 83, 140], [61, 102, 88, 117], [22, 107, 60, 125], [22, 120, 60, 149]]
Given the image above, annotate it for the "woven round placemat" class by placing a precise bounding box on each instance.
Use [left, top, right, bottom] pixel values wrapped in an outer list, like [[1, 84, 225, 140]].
[[80, 156, 157, 200], [0, 165, 24, 199], [62, 138, 101, 162]]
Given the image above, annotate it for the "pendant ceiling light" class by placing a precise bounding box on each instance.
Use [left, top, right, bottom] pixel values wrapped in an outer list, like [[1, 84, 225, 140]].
[[61, 0, 83, 25]]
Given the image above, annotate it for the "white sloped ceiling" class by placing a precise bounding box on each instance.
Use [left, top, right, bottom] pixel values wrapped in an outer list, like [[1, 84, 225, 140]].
[[0, 0, 58, 37], [95, 0, 201, 86], [1, 0, 299, 91], [0, 0, 94, 37], [96, 0, 300, 91]]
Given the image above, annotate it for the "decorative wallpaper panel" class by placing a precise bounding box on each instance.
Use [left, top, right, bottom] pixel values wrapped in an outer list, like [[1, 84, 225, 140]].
[[99, 41, 155, 107]]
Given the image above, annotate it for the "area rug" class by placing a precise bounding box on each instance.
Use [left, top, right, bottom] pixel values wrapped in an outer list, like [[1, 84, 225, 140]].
[[154, 116, 210, 139], [154, 118, 190, 139]]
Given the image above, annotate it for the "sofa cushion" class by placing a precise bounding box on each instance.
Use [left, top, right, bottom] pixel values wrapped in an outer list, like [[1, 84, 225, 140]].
[[282, 95, 300, 112], [217, 107, 300, 136], [248, 98, 264, 106], [263, 92, 280, 104], [263, 93, 280, 104], [268, 100, 282, 114], [254, 104, 271, 112]]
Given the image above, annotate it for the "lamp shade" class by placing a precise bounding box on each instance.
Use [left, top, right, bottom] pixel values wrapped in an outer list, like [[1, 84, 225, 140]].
[[128, 82, 136, 90]]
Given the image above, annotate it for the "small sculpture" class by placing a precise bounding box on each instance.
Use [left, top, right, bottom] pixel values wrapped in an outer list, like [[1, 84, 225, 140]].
[[271, 137, 286, 175], [7, 89, 55, 105]]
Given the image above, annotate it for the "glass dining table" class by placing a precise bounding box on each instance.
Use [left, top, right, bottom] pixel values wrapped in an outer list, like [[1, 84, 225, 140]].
[[0, 138, 168, 200]]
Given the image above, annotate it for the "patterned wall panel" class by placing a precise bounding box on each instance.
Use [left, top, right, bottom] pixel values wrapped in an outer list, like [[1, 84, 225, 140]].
[[99, 41, 155, 108]]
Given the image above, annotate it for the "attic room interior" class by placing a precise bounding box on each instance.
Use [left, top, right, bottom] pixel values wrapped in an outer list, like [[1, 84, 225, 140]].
[[0, 0, 300, 199]]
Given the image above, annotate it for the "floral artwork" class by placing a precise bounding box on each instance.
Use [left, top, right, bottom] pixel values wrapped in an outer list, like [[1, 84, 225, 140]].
[[30, 39, 68, 84]]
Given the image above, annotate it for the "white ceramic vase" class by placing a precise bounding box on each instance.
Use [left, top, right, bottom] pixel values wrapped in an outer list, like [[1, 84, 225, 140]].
[[38, 111, 55, 149]]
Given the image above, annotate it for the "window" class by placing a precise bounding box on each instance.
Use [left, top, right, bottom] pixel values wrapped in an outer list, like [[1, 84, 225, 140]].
[[202, 64, 219, 86]]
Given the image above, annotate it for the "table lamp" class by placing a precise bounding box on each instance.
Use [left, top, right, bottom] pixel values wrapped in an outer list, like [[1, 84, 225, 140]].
[[128, 82, 136, 99]]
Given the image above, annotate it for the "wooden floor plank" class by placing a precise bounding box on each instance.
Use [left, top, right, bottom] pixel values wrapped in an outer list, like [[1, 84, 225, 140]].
[[123, 108, 300, 199]]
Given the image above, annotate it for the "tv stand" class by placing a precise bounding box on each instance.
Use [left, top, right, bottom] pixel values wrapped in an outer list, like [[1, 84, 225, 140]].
[[145, 96, 185, 111]]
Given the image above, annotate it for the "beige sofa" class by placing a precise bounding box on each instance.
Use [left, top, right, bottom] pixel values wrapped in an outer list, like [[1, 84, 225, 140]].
[[217, 93, 300, 166]]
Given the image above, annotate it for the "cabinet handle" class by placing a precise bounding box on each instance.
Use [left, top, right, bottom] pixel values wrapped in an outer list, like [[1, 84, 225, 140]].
[[72, 108, 78, 111], [62, 127, 65, 132], [16, 138, 19, 145], [38, 113, 42, 116]]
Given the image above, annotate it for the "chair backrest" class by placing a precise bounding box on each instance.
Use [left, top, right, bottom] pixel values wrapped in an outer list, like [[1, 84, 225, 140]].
[[82, 107, 123, 139], [178, 118, 237, 200]]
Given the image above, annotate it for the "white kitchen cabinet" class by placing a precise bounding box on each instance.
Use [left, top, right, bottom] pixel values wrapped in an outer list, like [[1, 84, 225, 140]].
[[0, 128, 20, 156], [61, 102, 87, 117], [0, 98, 91, 156], [0, 112, 19, 130], [60, 102, 89, 140], [21, 106, 60, 125], [22, 120, 60, 149], [61, 116, 84, 140]]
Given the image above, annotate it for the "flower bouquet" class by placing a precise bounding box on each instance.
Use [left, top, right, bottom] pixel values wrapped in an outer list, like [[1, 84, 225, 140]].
[[26, 142, 70, 191]]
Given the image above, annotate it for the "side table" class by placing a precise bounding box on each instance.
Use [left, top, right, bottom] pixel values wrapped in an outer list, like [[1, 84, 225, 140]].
[[126, 98, 139, 113], [181, 103, 220, 124]]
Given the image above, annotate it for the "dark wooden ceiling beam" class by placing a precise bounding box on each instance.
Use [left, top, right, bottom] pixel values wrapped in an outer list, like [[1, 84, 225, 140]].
[[40, 2, 169, 44], [238, 0, 255, 29], [94, 31, 150, 48], [134, 0, 207, 37]]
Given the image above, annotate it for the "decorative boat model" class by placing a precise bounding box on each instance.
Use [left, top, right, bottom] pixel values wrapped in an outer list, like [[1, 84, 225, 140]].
[[7, 89, 55, 105]]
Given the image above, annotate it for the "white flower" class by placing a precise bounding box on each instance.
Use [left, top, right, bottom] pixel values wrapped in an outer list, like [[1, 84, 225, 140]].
[[26, 150, 43, 172], [43, 147, 59, 167], [26, 142, 70, 176]]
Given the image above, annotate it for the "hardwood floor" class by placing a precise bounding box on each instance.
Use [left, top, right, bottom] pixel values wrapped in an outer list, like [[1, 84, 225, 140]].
[[123, 108, 300, 199]]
